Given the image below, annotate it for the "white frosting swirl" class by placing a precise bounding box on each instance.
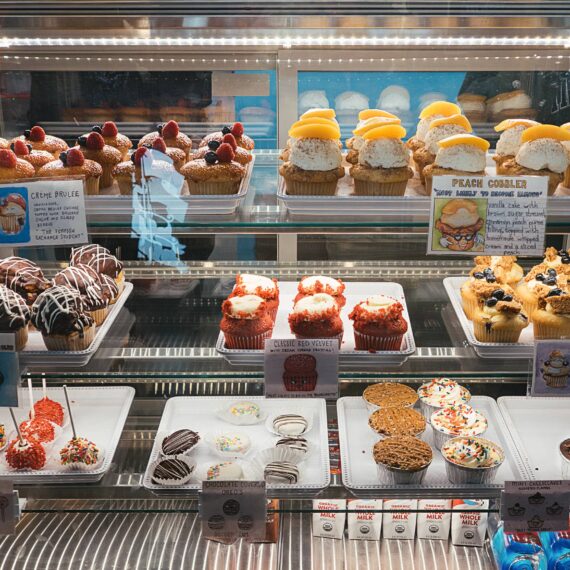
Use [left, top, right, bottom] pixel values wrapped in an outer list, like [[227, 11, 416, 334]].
[[515, 139, 569, 173], [358, 138, 409, 168], [425, 124, 469, 154], [290, 138, 342, 171], [434, 144, 486, 172], [418, 378, 470, 407], [226, 295, 264, 318], [430, 404, 488, 436], [292, 293, 337, 315]]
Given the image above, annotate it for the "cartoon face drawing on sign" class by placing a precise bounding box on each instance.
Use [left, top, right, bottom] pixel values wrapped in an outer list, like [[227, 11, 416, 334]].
[[435, 198, 485, 251]]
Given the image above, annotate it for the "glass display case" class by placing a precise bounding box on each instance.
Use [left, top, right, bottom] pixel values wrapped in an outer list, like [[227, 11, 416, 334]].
[[1, 2, 570, 568]]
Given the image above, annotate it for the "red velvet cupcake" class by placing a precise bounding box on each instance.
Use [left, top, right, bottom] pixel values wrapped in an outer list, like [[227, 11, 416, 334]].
[[288, 293, 343, 344], [349, 295, 408, 351], [231, 274, 279, 320], [294, 275, 346, 308], [220, 294, 274, 350]]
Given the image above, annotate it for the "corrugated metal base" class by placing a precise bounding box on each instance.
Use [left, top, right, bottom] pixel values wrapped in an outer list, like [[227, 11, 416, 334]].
[[0, 510, 496, 569]]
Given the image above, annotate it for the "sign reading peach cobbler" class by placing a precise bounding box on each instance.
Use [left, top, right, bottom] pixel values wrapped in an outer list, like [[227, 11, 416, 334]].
[[427, 175, 547, 256]]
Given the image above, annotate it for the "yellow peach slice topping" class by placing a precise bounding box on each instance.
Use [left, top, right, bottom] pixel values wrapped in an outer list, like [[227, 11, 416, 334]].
[[362, 124, 407, 141], [562, 122, 570, 131], [429, 114, 472, 132], [494, 119, 540, 132], [521, 124, 570, 143], [419, 101, 461, 119], [290, 117, 338, 131], [358, 109, 398, 121], [437, 134, 490, 151], [300, 108, 336, 120], [353, 117, 401, 136], [288, 123, 340, 140]]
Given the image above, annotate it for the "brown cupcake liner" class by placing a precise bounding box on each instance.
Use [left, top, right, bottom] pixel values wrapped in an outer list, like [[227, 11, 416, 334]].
[[84, 177, 100, 196], [14, 326, 28, 351], [284, 179, 338, 196], [87, 307, 109, 326], [461, 295, 479, 321], [533, 321, 570, 339], [472, 321, 524, 343], [187, 180, 241, 195], [224, 329, 272, 350], [0, 215, 22, 234], [544, 373, 569, 388], [353, 179, 407, 196], [564, 167, 570, 189], [116, 178, 133, 196], [354, 331, 404, 351], [42, 325, 96, 352], [99, 167, 115, 189]]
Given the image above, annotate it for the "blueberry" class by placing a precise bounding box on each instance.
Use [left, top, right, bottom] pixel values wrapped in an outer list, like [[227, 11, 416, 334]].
[[130, 154, 136, 164], [208, 140, 220, 151], [503, 295, 514, 302], [473, 271, 484, 279], [59, 151, 68, 165], [9, 143, 14, 151], [24, 129, 31, 138], [548, 268, 557, 275], [492, 289, 505, 300], [564, 361, 569, 366], [92, 125, 103, 134], [547, 288, 564, 297], [483, 268, 492, 274], [26, 144, 32, 153], [204, 151, 218, 165], [536, 273, 546, 281], [77, 136, 87, 147], [545, 278, 557, 286], [222, 126, 231, 135], [562, 257, 570, 264], [485, 298, 498, 307], [156, 124, 163, 134]]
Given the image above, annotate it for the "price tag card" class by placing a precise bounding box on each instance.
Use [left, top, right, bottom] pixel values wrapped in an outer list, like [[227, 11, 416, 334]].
[[0, 351, 19, 408], [0, 482, 16, 535], [0, 180, 87, 247], [427, 175, 547, 256], [264, 338, 339, 398], [502, 480, 570, 532], [200, 481, 267, 543], [532, 340, 570, 396]]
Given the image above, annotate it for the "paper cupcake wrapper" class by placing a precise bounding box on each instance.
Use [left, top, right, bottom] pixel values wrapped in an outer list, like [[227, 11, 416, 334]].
[[149, 454, 196, 486], [253, 446, 306, 468], [117, 178, 133, 196], [353, 179, 407, 197], [354, 331, 404, 352], [87, 307, 109, 327], [375, 460, 431, 485], [564, 167, 570, 189], [99, 167, 115, 189], [265, 412, 313, 437], [472, 321, 525, 344], [42, 325, 95, 352], [224, 329, 272, 350], [559, 447, 570, 479], [249, 450, 302, 485], [460, 292, 478, 321], [216, 406, 267, 426], [187, 180, 241, 195], [206, 430, 253, 460], [0, 214, 22, 234], [543, 374, 569, 388], [58, 444, 105, 472], [533, 321, 570, 340], [284, 179, 338, 196], [430, 423, 487, 451], [84, 177, 100, 196], [13, 326, 28, 351]]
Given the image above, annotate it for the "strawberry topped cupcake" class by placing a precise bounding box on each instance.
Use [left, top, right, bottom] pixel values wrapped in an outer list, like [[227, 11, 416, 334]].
[[9, 140, 54, 173], [192, 133, 252, 166], [180, 142, 245, 195], [220, 294, 274, 349], [0, 149, 35, 183], [75, 132, 122, 188], [349, 295, 408, 351], [200, 122, 254, 152], [139, 121, 192, 160], [112, 147, 147, 195], [289, 293, 343, 344], [0, 193, 27, 235], [144, 137, 186, 172], [12, 126, 68, 159], [232, 274, 279, 320], [0, 138, 8, 149], [295, 275, 346, 308], [89, 122, 132, 160]]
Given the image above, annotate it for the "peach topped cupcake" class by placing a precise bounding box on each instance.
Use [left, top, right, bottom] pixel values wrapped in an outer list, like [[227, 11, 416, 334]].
[[407, 100, 462, 153], [349, 124, 413, 196], [12, 126, 68, 159], [89, 122, 133, 161], [200, 122, 254, 151], [0, 149, 35, 182], [501, 125, 570, 195], [139, 121, 192, 159], [346, 115, 401, 165], [493, 119, 540, 172], [289, 293, 343, 343], [10, 140, 54, 173], [281, 115, 340, 162], [192, 133, 252, 166], [75, 132, 122, 189], [295, 275, 345, 307]]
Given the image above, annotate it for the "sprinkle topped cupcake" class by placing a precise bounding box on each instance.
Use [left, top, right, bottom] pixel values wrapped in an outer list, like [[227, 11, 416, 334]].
[[442, 436, 503, 469], [288, 293, 343, 343], [493, 118, 540, 172], [10, 140, 54, 172], [418, 378, 471, 420], [12, 125, 68, 158], [139, 121, 192, 159]]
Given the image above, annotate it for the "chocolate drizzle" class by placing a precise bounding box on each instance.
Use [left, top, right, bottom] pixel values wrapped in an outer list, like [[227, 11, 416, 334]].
[[54, 265, 108, 310], [275, 436, 309, 454], [152, 458, 193, 484], [161, 429, 200, 456], [70, 245, 123, 279], [264, 461, 299, 484], [272, 414, 308, 436], [0, 256, 51, 305]]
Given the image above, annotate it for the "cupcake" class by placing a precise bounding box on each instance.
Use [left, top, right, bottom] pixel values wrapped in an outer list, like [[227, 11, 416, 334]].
[[279, 122, 343, 196], [430, 403, 488, 450], [0, 192, 27, 235], [362, 382, 418, 412], [99, 273, 120, 305], [406, 100, 461, 154], [0, 285, 30, 350], [70, 244, 125, 294], [473, 256, 524, 286], [89, 122, 133, 161], [288, 293, 343, 344], [541, 350, 570, 388], [220, 294, 274, 350], [442, 436, 504, 484], [0, 149, 35, 183], [112, 147, 147, 195], [282, 354, 318, 392], [280, 115, 340, 162], [516, 266, 567, 319], [349, 294, 408, 351], [0, 256, 51, 306], [232, 274, 279, 320], [472, 288, 529, 343], [457, 93, 487, 123], [533, 288, 570, 339], [349, 124, 413, 196], [192, 134, 252, 166], [561, 122, 570, 188], [543, 247, 570, 277], [417, 378, 471, 421], [501, 125, 570, 195], [11, 126, 68, 159], [75, 132, 122, 189], [368, 407, 426, 438], [144, 137, 186, 172], [31, 285, 95, 351], [413, 114, 472, 183], [181, 142, 245, 195], [139, 121, 192, 160], [423, 134, 489, 195], [36, 149, 102, 196], [199, 122, 254, 152], [9, 140, 54, 173], [493, 119, 540, 172], [345, 115, 401, 165], [460, 267, 511, 320], [373, 435, 432, 485], [294, 275, 345, 308]]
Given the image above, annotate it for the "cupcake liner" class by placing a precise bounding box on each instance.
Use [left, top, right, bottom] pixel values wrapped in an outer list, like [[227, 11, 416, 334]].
[[42, 325, 95, 352], [249, 451, 302, 485], [520, 298, 539, 321], [216, 404, 267, 426], [442, 438, 504, 485], [266, 412, 313, 437], [206, 430, 253, 459], [353, 179, 407, 197], [224, 329, 272, 350], [84, 177, 100, 196], [116, 178, 133, 196], [283, 373, 318, 392], [353, 331, 404, 352], [460, 291, 478, 321], [533, 321, 570, 340], [472, 321, 525, 344], [99, 167, 115, 189], [87, 307, 109, 327], [564, 167, 570, 189], [424, 176, 434, 195], [253, 446, 306, 468], [59, 445, 105, 472], [187, 180, 241, 195], [294, 331, 343, 347], [0, 214, 22, 234], [375, 459, 431, 485], [149, 454, 196, 486], [14, 326, 28, 351], [284, 179, 338, 196], [430, 422, 488, 451], [543, 374, 569, 389]]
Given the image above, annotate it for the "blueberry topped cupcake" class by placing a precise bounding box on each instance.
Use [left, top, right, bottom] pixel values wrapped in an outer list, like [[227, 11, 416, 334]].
[[199, 122, 254, 151], [473, 256, 524, 286], [139, 121, 192, 159], [543, 247, 570, 277], [10, 140, 54, 173], [89, 122, 132, 161], [516, 265, 567, 319], [192, 133, 252, 166], [533, 288, 570, 339], [11, 126, 68, 159], [0, 256, 51, 306], [460, 267, 512, 319]]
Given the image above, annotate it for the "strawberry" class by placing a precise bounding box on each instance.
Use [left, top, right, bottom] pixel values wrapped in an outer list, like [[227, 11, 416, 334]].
[[133, 147, 147, 166], [12, 140, 30, 156], [29, 126, 46, 142], [222, 133, 237, 150], [231, 122, 244, 138], [152, 137, 167, 153], [0, 150, 17, 169], [101, 121, 118, 137], [66, 149, 85, 167], [161, 120, 179, 139], [216, 143, 235, 163], [86, 132, 105, 151]]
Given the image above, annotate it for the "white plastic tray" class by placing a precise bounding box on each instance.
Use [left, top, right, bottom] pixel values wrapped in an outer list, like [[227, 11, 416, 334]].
[[216, 281, 416, 368], [337, 395, 529, 493], [143, 396, 330, 494], [443, 276, 534, 359], [19, 282, 133, 367], [0, 386, 135, 483], [498, 396, 570, 480]]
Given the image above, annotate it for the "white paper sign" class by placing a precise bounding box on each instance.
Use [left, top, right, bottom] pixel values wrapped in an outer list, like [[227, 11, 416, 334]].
[[427, 175, 547, 256], [0, 179, 87, 247]]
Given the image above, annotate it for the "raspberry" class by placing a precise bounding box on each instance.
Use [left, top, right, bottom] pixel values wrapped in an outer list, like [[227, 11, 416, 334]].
[[29, 126, 46, 142], [101, 121, 118, 137], [0, 149, 17, 169], [66, 149, 85, 167], [161, 120, 179, 139], [133, 147, 147, 166], [86, 132, 105, 151], [216, 143, 235, 163], [12, 140, 30, 156], [222, 133, 237, 150], [152, 137, 167, 153], [231, 122, 244, 137]]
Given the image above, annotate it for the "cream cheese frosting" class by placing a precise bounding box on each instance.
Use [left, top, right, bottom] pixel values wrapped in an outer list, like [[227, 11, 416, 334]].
[[237, 274, 277, 294], [442, 437, 504, 469], [300, 275, 342, 292], [434, 144, 486, 172], [516, 138, 569, 173], [415, 114, 444, 142], [430, 404, 488, 436], [496, 124, 528, 157], [292, 293, 337, 315], [290, 138, 342, 171], [226, 294, 264, 318], [359, 138, 409, 169], [418, 378, 470, 408], [425, 124, 469, 154], [359, 294, 397, 313]]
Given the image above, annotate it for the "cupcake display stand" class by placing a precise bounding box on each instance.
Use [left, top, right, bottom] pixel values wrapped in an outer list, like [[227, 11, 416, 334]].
[[142, 396, 330, 494], [19, 282, 133, 367], [498, 397, 570, 480], [216, 281, 415, 367], [443, 276, 535, 358], [0, 386, 134, 484], [337, 396, 529, 496]]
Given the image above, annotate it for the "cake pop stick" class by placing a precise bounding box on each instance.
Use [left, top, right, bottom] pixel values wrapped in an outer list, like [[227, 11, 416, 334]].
[[28, 378, 34, 419], [9, 408, 23, 445], [63, 385, 76, 439]]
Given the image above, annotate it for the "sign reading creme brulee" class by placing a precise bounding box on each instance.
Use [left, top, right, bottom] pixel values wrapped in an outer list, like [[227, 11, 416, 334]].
[[427, 175, 548, 257]]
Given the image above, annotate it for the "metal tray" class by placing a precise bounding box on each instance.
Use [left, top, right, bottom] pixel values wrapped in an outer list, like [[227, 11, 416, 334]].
[[337, 395, 530, 495], [216, 281, 416, 368]]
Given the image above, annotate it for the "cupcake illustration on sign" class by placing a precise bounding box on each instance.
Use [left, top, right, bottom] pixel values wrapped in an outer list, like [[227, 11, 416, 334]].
[[282, 353, 318, 392], [541, 349, 570, 389], [0, 193, 27, 235], [434, 198, 485, 252]]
